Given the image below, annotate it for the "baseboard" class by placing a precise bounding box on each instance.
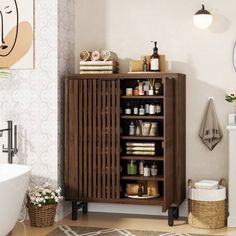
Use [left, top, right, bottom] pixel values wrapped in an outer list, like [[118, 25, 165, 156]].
[[227, 216, 236, 227], [88, 199, 188, 217]]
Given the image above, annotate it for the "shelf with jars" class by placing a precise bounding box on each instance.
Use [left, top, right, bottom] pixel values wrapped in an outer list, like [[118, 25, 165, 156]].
[[120, 77, 165, 208], [120, 156, 164, 161], [121, 95, 164, 99], [121, 115, 164, 120]]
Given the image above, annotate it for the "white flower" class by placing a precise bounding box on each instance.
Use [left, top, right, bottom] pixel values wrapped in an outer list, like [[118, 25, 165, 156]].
[[28, 183, 63, 206]]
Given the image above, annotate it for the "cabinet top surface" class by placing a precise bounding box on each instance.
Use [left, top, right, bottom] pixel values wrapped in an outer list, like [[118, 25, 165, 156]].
[[66, 72, 186, 80]]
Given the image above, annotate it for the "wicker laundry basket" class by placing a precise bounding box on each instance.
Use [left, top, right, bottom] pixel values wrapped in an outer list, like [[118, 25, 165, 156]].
[[27, 203, 57, 227], [188, 179, 227, 229]]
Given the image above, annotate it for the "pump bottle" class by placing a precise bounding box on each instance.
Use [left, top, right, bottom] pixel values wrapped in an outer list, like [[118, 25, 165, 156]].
[[150, 41, 160, 72]]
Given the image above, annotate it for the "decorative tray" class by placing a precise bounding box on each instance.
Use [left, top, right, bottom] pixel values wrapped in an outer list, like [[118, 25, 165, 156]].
[[124, 193, 160, 199]]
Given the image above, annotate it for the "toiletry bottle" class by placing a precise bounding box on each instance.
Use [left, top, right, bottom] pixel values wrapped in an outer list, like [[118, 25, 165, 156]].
[[145, 104, 150, 114], [150, 41, 160, 72], [138, 184, 143, 197], [129, 121, 135, 136], [139, 160, 144, 175], [135, 121, 141, 136], [151, 162, 158, 176], [133, 105, 138, 115], [155, 103, 161, 114], [139, 105, 145, 115], [125, 103, 132, 115], [149, 104, 155, 115], [138, 81, 144, 96], [144, 163, 151, 177], [142, 57, 148, 71]]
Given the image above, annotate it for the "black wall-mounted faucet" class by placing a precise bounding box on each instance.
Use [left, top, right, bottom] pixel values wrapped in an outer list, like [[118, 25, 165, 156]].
[[0, 121, 18, 164]]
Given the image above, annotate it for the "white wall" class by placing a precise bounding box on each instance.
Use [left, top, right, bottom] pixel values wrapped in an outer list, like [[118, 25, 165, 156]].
[[0, 0, 58, 181], [0, 0, 74, 220], [75, 0, 236, 216]]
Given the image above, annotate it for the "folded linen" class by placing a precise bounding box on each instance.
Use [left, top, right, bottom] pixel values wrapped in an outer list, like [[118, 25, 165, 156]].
[[126, 147, 155, 151], [80, 50, 91, 61], [101, 50, 118, 61], [80, 70, 114, 74], [199, 98, 223, 150], [80, 65, 116, 71], [91, 51, 101, 61], [126, 142, 155, 147], [126, 151, 155, 155], [80, 60, 117, 66]]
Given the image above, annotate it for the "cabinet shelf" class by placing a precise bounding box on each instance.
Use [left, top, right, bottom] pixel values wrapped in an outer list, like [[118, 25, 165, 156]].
[[121, 136, 164, 141], [121, 175, 164, 181], [121, 95, 164, 99], [121, 155, 164, 161], [120, 196, 163, 205], [121, 115, 164, 120]]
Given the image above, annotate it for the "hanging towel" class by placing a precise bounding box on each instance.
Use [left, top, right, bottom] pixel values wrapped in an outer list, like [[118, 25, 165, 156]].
[[199, 98, 223, 150]]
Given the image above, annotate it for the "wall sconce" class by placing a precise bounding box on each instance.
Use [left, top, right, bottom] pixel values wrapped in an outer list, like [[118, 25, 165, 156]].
[[193, 4, 213, 29]]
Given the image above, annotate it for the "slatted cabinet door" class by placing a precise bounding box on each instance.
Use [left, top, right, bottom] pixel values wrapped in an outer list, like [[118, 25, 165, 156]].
[[64, 77, 120, 201], [163, 78, 175, 212]]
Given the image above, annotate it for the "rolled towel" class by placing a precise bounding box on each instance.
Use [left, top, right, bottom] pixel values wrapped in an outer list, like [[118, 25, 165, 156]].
[[101, 50, 118, 61], [91, 51, 101, 61], [80, 51, 91, 62]]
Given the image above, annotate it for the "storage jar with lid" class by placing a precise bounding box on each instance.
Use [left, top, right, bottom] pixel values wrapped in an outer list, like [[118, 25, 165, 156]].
[[127, 160, 137, 175]]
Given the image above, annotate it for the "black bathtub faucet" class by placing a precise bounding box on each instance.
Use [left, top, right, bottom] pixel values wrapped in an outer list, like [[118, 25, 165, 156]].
[[0, 121, 18, 164]]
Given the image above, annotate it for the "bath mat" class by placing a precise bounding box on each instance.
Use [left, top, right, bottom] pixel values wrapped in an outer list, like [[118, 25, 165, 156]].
[[46, 225, 215, 236]]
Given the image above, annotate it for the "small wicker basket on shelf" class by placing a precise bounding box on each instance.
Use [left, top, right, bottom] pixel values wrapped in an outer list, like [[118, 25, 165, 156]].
[[27, 203, 57, 227], [188, 178, 227, 229]]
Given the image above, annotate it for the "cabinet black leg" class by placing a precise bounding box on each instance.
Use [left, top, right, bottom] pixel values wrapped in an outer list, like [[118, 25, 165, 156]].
[[168, 207, 174, 226], [173, 207, 179, 219], [83, 202, 88, 214], [72, 201, 78, 221]]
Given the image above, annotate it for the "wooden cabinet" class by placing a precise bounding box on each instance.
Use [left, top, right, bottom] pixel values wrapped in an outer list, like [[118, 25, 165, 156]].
[[64, 73, 186, 226]]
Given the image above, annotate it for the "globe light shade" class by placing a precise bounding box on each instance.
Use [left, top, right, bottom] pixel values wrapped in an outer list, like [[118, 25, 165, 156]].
[[193, 4, 213, 29]]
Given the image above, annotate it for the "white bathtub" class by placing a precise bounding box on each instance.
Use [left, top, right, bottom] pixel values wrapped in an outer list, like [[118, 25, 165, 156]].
[[0, 164, 31, 236]]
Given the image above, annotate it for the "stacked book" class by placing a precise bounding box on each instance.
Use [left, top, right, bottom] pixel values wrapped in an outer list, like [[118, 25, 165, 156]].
[[79, 60, 118, 74], [126, 142, 155, 156]]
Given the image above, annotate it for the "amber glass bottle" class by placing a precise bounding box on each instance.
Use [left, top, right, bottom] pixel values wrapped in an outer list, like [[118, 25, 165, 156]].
[[150, 41, 160, 72]]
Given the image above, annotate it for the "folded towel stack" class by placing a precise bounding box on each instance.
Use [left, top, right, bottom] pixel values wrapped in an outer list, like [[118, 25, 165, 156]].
[[126, 142, 155, 156], [79, 50, 119, 74]]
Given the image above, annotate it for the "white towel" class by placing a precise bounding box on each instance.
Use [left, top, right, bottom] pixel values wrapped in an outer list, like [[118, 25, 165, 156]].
[[199, 98, 223, 150]]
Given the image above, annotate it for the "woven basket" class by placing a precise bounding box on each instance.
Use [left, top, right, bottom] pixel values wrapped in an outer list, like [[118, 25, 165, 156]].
[[188, 199, 226, 229], [188, 179, 226, 229], [27, 203, 57, 227]]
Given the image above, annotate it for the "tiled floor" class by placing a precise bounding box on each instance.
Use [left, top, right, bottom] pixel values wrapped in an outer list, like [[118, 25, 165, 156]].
[[10, 212, 236, 236]]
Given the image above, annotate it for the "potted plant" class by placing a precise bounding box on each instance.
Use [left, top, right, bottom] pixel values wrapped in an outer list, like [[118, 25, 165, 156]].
[[27, 182, 63, 227], [225, 90, 236, 103]]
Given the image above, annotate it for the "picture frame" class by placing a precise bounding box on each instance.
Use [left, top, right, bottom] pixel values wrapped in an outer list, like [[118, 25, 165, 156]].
[[0, 0, 35, 69]]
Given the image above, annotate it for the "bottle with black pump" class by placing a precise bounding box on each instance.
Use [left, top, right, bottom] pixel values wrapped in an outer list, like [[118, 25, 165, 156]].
[[150, 41, 160, 72]]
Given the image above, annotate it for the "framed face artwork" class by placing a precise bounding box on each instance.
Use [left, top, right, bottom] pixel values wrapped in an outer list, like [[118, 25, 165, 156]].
[[0, 0, 34, 69]]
